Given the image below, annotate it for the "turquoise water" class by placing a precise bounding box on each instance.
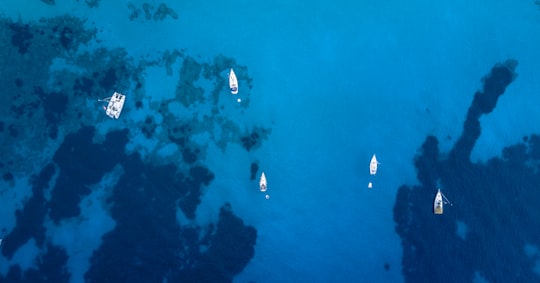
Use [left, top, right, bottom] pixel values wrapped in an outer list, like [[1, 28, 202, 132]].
[[1, 1, 540, 282]]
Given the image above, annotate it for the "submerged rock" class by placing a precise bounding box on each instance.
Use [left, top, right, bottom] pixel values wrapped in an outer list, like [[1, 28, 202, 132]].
[[393, 60, 540, 282]]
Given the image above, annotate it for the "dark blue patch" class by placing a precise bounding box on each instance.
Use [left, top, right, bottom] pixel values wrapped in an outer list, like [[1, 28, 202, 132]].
[[393, 60, 540, 282], [73, 77, 94, 96], [2, 243, 70, 283], [99, 67, 117, 90], [9, 23, 33, 54], [168, 203, 257, 283], [49, 126, 129, 223], [250, 161, 259, 181], [59, 27, 72, 49], [1, 163, 55, 259]]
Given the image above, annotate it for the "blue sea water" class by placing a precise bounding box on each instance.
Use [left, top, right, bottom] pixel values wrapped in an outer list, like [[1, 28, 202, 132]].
[[1, 1, 540, 283]]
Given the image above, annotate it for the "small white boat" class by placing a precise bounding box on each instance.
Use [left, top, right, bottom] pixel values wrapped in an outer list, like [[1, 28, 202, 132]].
[[99, 92, 126, 119], [370, 154, 379, 175], [229, 68, 238, 94], [433, 189, 443, 214], [259, 172, 267, 192], [368, 182, 373, 189]]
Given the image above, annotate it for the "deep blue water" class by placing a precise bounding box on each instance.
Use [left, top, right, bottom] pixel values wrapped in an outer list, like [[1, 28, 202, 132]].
[[1, 1, 540, 283]]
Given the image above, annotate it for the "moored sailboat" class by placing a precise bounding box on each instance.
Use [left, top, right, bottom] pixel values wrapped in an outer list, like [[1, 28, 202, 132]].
[[370, 154, 379, 175], [259, 172, 267, 192], [434, 189, 443, 214], [229, 68, 238, 94]]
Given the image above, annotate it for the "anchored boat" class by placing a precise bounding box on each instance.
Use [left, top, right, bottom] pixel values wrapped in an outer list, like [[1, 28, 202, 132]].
[[434, 189, 443, 214], [229, 68, 238, 94], [99, 92, 126, 119], [259, 172, 267, 192], [433, 189, 452, 214], [370, 154, 379, 175]]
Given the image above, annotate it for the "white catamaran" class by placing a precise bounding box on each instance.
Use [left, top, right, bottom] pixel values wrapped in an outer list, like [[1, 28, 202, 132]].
[[229, 68, 238, 94], [99, 92, 126, 119]]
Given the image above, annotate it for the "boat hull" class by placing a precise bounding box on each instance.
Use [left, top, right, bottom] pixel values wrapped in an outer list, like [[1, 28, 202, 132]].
[[229, 69, 238, 94], [259, 172, 267, 192], [370, 154, 378, 175], [105, 92, 126, 119], [434, 189, 443, 214]]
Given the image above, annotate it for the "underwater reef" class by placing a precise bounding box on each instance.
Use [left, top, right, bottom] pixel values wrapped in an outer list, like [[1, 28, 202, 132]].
[[394, 60, 540, 282], [0, 10, 265, 283]]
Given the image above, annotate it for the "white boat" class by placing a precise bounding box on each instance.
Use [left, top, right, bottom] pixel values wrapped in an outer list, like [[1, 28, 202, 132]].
[[259, 172, 267, 192], [433, 189, 443, 214], [370, 154, 379, 175], [99, 92, 126, 119], [229, 68, 238, 94]]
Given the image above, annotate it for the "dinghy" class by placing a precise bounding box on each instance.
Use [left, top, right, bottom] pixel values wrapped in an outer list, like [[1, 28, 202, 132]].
[[434, 189, 443, 214], [259, 172, 267, 192], [229, 68, 238, 94], [99, 92, 126, 119], [370, 154, 379, 175]]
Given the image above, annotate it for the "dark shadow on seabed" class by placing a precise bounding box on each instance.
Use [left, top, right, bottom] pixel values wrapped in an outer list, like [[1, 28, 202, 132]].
[[394, 60, 540, 283], [1, 126, 257, 283], [0, 14, 260, 283]]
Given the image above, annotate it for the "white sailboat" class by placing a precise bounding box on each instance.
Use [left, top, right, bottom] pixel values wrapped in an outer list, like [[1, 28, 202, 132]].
[[370, 154, 379, 175], [434, 189, 443, 214], [98, 92, 126, 119], [433, 189, 452, 214], [229, 68, 238, 94], [259, 172, 267, 192]]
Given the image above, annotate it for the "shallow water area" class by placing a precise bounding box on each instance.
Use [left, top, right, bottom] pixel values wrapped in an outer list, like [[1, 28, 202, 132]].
[[1, 0, 540, 282]]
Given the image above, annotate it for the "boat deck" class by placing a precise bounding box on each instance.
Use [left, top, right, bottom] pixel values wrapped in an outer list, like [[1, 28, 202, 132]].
[[105, 92, 126, 119]]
